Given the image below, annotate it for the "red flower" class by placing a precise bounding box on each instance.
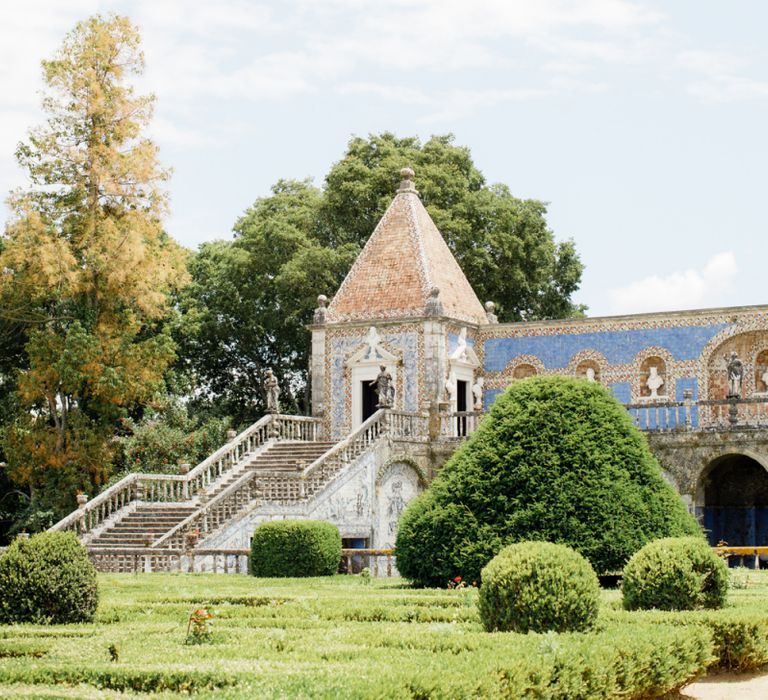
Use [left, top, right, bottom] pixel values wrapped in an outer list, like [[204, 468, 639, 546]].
[[454, 576, 462, 583]]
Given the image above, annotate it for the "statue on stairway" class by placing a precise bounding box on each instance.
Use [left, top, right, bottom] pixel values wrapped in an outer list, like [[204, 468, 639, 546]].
[[370, 365, 394, 408], [726, 351, 744, 399], [265, 368, 280, 413]]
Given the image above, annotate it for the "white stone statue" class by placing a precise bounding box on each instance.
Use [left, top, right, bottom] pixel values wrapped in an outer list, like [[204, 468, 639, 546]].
[[646, 365, 664, 399], [585, 367, 596, 383], [444, 374, 456, 404], [485, 301, 498, 324], [370, 365, 394, 408], [365, 326, 382, 360], [472, 377, 484, 411], [313, 294, 328, 324], [265, 368, 280, 413], [450, 328, 468, 362]]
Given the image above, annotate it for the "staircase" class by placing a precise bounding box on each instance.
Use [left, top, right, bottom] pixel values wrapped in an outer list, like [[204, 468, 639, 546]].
[[50, 410, 431, 572]]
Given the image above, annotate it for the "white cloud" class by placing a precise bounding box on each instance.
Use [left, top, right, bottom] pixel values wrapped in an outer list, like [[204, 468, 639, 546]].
[[608, 252, 738, 315]]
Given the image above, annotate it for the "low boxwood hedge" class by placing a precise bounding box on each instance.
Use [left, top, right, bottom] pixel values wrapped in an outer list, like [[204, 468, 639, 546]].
[[250, 520, 341, 577]]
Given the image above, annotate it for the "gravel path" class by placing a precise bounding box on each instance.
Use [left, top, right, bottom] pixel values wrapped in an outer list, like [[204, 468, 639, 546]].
[[678, 670, 768, 699]]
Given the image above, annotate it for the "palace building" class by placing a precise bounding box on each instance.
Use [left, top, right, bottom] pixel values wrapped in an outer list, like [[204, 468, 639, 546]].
[[54, 168, 768, 572]]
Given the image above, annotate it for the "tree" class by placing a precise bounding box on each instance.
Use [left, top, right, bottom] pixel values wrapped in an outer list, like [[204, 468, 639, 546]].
[[180, 134, 584, 421], [176, 180, 357, 424], [395, 376, 701, 587], [0, 15, 187, 525]]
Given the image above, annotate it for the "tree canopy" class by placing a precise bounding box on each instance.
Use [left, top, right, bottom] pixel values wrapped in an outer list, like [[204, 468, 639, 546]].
[[395, 376, 701, 587], [179, 134, 584, 423], [0, 15, 187, 528]]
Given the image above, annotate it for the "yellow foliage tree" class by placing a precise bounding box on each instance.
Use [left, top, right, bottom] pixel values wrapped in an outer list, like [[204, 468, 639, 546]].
[[0, 15, 187, 522]]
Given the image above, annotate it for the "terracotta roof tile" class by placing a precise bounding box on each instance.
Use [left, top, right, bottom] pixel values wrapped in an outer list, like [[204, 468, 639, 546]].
[[327, 170, 486, 325]]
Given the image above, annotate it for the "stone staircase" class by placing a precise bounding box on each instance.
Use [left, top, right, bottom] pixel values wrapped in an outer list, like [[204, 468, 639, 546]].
[[87, 440, 336, 549]]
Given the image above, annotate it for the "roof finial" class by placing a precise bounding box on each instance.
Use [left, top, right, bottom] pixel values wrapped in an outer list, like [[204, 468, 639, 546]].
[[398, 167, 418, 195]]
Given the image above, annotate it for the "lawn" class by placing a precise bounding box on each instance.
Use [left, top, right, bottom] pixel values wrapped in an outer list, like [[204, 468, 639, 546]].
[[1, 570, 768, 699]]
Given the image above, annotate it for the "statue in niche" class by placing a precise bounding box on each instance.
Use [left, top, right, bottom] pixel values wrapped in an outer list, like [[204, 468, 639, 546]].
[[370, 365, 394, 408], [646, 365, 664, 399], [726, 351, 744, 399], [265, 368, 280, 413], [585, 367, 596, 383], [485, 301, 499, 324], [425, 286, 443, 316], [313, 294, 328, 324], [387, 480, 406, 534], [450, 327, 469, 362], [472, 376, 484, 411]]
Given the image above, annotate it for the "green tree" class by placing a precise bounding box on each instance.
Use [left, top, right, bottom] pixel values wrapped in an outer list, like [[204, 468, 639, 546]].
[[395, 376, 701, 587], [180, 134, 584, 421], [0, 15, 187, 525]]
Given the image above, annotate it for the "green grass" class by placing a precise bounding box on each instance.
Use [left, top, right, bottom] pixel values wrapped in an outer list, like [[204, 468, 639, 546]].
[[0, 570, 767, 698]]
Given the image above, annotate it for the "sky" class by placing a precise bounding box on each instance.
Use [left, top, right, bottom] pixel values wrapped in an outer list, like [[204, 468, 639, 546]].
[[1, 0, 767, 317]]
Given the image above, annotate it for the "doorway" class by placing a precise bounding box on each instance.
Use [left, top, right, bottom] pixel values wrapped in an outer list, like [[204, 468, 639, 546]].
[[361, 380, 378, 423], [702, 454, 768, 549]]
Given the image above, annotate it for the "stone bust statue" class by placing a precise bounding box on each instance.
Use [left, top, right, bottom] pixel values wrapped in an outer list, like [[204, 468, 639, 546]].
[[646, 365, 664, 399]]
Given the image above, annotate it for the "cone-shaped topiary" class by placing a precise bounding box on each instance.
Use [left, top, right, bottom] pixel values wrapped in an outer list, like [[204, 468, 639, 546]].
[[622, 536, 728, 611], [479, 541, 600, 633], [0, 531, 99, 624], [250, 520, 341, 577], [396, 376, 701, 587]]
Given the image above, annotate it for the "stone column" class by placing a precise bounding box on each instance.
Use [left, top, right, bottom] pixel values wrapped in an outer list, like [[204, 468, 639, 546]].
[[310, 325, 327, 419]]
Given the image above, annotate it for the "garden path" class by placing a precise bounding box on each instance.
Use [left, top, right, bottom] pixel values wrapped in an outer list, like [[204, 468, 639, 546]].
[[679, 669, 768, 699]]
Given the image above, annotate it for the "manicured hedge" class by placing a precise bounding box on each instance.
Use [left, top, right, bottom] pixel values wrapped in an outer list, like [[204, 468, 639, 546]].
[[479, 541, 600, 633], [622, 537, 729, 611], [0, 531, 98, 624], [397, 376, 700, 586], [250, 520, 341, 577]]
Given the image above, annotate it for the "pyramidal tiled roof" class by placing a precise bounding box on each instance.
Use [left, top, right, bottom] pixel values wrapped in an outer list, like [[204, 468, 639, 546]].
[[326, 169, 486, 325]]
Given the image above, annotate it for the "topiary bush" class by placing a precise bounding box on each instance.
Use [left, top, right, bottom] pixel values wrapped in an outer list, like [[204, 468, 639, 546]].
[[0, 531, 98, 624], [250, 520, 341, 577], [478, 541, 600, 633], [396, 376, 701, 587], [622, 536, 728, 611]]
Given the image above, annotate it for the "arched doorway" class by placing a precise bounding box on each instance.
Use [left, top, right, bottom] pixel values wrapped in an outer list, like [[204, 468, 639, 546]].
[[702, 454, 768, 547]]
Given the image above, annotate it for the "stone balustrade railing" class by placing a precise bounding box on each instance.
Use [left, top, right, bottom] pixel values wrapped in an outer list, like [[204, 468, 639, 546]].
[[625, 395, 768, 432], [49, 413, 323, 537], [152, 410, 429, 549], [438, 411, 484, 439]]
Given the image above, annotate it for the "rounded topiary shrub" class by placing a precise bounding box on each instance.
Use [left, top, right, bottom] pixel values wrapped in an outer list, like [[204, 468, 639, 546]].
[[478, 541, 600, 633], [0, 531, 99, 624], [250, 520, 341, 577], [396, 376, 701, 587], [622, 536, 728, 611]]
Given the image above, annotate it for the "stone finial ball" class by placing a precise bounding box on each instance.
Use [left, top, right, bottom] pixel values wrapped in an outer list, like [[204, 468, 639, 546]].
[[317, 294, 328, 306], [400, 167, 415, 180]]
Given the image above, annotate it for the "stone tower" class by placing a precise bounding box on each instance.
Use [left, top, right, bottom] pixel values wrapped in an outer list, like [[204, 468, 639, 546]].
[[310, 168, 487, 438]]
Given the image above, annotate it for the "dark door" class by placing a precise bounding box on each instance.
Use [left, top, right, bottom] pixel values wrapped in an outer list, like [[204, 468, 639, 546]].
[[361, 381, 378, 422], [456, 380, 468, 436]]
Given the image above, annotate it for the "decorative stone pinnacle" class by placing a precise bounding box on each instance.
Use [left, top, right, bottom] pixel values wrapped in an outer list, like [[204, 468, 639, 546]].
[[398, 167, 418, 195]]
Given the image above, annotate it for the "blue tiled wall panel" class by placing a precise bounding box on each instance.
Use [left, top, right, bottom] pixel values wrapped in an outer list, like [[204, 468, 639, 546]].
[[484, 324, 731, 372], [610, 382, 631, 404], [485, 388, 503, 410], [676, 377, 699, 401]]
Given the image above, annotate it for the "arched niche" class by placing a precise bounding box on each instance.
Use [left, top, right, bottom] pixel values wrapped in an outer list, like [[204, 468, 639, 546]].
[[373, 461, 425, 549], [513, 363, 537, 380], [639, 355, 667, 399], [576, 360, 600, 384], [755, 349, 768, 394], [699, 453, 768, 548]]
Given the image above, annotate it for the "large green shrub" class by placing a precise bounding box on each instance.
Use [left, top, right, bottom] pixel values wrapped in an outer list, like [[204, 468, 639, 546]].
[[250, 520, 341, 577], [396, 376, 700, 586], [479, 541, 600, 633], [622, 536, 728, 611], [0, 531, 98, 624]]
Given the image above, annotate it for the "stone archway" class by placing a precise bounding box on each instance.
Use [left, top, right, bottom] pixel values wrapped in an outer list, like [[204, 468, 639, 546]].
[[700, 453, 768, 547]]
